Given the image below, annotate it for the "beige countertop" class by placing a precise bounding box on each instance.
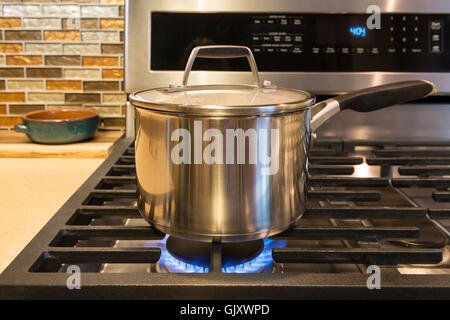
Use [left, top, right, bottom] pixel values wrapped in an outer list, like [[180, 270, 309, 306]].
[[0, 130, 123, 158], [0, 131, 125, 274], [0, 158, 103, 273]]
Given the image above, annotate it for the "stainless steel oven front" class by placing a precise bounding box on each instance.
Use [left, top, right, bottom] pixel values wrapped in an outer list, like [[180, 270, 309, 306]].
[[124, 0, 450, 139]]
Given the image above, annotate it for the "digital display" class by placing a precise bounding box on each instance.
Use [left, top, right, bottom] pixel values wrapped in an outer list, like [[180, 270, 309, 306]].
[[151, 12, 449, 72], [316, 16, 374, 44], [349, 26, 367, 37]]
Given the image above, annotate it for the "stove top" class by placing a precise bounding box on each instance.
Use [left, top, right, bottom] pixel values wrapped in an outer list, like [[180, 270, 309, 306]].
[[1, 137, 449, 299]]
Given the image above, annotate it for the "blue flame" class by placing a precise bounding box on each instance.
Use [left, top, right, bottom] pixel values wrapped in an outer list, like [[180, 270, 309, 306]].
[[150, 236, 286, 273], [222, 238, 287, 273], [160, 249, 209, 273]]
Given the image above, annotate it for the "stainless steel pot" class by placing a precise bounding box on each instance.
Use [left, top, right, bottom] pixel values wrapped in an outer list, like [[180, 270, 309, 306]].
[[130, 45, 435, 243]]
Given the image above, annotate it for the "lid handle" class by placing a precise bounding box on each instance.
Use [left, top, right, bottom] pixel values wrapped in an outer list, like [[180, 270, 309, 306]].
[[168, 45, 268, 91]]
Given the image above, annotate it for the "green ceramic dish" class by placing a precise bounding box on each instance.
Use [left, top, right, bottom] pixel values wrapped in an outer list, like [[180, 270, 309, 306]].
[[14, 109, 101, 144]]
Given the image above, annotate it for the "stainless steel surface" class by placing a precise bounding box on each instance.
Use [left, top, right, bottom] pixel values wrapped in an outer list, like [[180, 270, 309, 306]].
[[125, 101, 135, 138], [310, 99, 340, 132], [181, 45, 262, 88], [135, 108, 309, 242], [317, 104, 450, 140], [125, 0, 450, 94]]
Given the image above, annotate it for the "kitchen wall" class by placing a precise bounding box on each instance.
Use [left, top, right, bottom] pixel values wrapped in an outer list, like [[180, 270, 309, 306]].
[[0, 0, 125, 129]]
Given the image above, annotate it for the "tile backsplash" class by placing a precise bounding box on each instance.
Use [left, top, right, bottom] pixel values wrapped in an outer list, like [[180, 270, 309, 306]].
[[0, 0, 125, 129]]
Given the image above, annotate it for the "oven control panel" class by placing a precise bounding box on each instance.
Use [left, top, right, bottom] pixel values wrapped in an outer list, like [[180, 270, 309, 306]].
[[150, 12, 449, 72]]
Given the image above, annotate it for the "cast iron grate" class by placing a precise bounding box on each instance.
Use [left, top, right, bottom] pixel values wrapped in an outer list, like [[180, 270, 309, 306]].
[[1, 137, 449, 299]]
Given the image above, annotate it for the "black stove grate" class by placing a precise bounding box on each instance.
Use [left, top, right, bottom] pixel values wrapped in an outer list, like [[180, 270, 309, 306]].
[[0, 137, 449, 299]]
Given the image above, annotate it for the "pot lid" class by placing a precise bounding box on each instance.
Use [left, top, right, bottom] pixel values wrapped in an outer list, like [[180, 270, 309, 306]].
[[129, 45, 313, 116], [129, 84, 312, 116]]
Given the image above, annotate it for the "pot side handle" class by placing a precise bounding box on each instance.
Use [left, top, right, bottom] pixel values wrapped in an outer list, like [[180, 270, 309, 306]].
[[310, 80, 436, 132], [180, 45, 262, 89], [14, 124, 30, 133]]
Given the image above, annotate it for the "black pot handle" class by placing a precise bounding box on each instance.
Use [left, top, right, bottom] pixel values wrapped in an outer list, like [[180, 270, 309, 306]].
[[310, 80, 436, 132], [336, 80, 435, 112]]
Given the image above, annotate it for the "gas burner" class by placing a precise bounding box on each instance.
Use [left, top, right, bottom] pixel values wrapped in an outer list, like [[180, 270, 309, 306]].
[[165, 236, 264, 269], [156, 236, 286, 273]]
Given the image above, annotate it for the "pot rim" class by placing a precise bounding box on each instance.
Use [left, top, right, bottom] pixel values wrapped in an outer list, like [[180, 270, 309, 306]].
[[23, 109, 99, 123], [129, 84, 314, 116]]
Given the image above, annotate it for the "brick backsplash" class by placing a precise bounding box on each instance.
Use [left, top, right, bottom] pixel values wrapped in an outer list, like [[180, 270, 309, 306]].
[[0, 0, 125, 128]]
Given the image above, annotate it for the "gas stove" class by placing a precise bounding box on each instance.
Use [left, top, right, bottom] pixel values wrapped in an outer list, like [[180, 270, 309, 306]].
[[0, 136, 449, 299], [2, 0, 450, 300]]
